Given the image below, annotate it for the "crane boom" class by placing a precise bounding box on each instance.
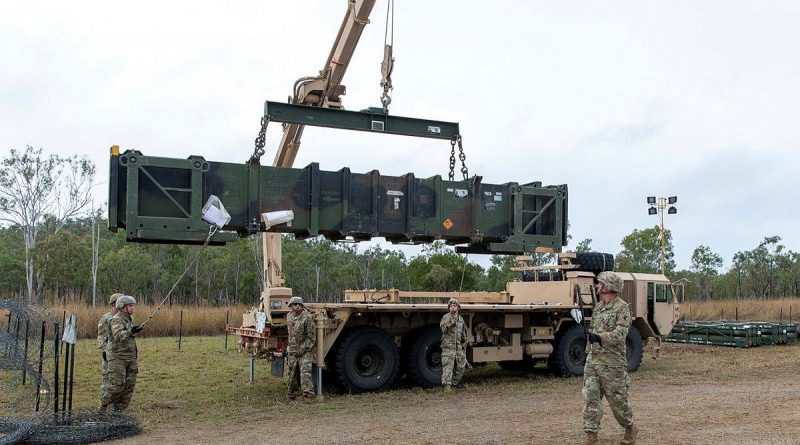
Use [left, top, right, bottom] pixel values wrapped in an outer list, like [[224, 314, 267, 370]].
[[264, 0, 376, 295], [273, 0, 376, 167]]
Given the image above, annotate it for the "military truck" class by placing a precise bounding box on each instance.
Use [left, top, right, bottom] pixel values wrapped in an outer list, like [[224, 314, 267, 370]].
[[229, 252, 681, 393]]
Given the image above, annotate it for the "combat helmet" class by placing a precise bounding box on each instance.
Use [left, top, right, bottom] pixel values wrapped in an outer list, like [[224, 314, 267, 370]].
[[288, 296, 304, 307], [596, 271, 624, 293], [447, 298, 461, 308], [108, 293, 123, 305], [115, 295, 137, 309]]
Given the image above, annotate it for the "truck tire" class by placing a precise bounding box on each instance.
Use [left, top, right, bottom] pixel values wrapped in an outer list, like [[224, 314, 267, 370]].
[[406, 325, 443, 388], [574, 252, 614, 274], [335, 327, 399, 393], [549, 324, 586, 377], [626, 325, 644, 372]]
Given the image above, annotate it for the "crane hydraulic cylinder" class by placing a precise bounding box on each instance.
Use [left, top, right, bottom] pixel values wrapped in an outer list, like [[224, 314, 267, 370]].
[[108, 149, 567, 255]]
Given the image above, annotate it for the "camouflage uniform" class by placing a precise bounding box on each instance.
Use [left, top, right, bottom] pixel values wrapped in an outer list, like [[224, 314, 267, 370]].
[[440, 312, 467, 386], [97, 311, 114, 402], [583, 295, 634, 434], [101, 311, 138, 411], [286, 309, 316, 397]]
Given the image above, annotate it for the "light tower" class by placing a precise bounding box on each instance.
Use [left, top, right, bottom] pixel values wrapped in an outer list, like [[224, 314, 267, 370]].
[[647, 196, 677, 274]]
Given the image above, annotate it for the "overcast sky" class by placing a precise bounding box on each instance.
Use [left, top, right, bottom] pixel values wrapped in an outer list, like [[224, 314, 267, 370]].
[[2, 1, 798, 272]]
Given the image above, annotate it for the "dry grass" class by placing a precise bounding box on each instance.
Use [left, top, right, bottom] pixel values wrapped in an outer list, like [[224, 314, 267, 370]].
[[682, 297, 800, 322], [2, 303, 250, 340]]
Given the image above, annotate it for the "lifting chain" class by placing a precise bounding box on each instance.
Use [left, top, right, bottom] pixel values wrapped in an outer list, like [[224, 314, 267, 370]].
[[251, 114, 270, 162], [379, 0, 395, 113], [448, 135, 469, 181]]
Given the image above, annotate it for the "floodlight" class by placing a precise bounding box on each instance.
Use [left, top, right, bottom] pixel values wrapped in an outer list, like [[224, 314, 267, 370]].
[[647, 196, 656, 205], [648, 207, 657, 215], [668, 196, 678, 204], [668, 206, 677, 214]]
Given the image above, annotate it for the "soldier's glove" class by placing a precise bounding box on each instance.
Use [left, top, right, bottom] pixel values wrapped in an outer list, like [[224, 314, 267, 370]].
[[282, 350, 288, 358], [588, 332, 603, 346], [131, 325, 143, 335], [102, 351, 107, 362]]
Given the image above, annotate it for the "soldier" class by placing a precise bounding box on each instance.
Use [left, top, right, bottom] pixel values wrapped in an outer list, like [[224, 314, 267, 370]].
[[583, 272, 638, 445], [100, 295, 143, 411], [98, 293, 122, 406], [286, 296, 316, 400], [440, 298, 467, 392]]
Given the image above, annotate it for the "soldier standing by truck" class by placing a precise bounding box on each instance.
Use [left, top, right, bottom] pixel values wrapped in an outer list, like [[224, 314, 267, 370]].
[[582, 272, 638, 445], [440, 298, 467, 392], [286, 296, 316, 401], [101, 295, 143, 411], [97, 293, 122, 406]]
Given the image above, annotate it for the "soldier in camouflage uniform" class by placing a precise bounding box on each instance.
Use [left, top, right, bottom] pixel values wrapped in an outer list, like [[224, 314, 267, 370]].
[[440, 298, 467, 392], [583, 272, 638, 445], [100, 295, 143, 411], [98, 293, 122, 406], [286, 296, 316, 400]]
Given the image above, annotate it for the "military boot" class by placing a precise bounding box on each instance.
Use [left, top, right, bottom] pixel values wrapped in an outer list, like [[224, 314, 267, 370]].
[[584, 432, 598, 445], [443, 384, 452, 393], [620, 424, 638, 445]]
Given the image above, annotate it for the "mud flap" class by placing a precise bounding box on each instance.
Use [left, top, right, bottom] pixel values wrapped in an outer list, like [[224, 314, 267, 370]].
[[271, 356, 285, 378], [652, 336, 662, 360]]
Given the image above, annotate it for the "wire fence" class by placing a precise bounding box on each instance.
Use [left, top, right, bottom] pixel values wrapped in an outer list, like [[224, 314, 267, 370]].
[[0, 300, 140, 444]]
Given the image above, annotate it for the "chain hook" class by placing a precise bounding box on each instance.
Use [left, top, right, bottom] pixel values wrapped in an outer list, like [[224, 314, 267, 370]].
[[448, 138, 457, 181], [251, 114, 270, 163]]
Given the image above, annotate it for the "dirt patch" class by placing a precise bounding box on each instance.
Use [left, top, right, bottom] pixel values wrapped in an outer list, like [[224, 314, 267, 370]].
[[112, 343, 800, 445]]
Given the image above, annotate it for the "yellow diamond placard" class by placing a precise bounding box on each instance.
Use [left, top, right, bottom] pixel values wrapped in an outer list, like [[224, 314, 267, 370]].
[[442, 218, 453, 230]]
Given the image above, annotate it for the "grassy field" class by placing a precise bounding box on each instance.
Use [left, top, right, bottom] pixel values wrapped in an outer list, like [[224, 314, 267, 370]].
[[2, 303, 249, 340], [3, 297, 797, 341], [682, 297, 799, 321], [3, 334, 800, 444]]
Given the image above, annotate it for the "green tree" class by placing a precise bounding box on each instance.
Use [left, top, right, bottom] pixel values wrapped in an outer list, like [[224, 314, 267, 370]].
[[615, 226, 675, 274], [0, 146, 95, 302], [690, 245, 723, 300], [98, 245, 158, 298], [574, 238, 593, 253], [481, 255, 518, 291]]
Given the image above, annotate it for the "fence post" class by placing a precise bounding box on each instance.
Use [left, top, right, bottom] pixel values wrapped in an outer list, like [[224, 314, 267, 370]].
[[735, 306, 738, 321], [53, 323, 60, 415], [22, 318, 30, 384], [12, 315, 20, 361], [60, 311, 66, 356], [720, 308, 724, 321], [177, 310, 183, 351], [780, 307, 783, 323], [249, 351, 254, 385], [68, 339, 76, 414], [62, 342, 70, 415], [35, 320, 46, 412], [224, 310, 229, 350]]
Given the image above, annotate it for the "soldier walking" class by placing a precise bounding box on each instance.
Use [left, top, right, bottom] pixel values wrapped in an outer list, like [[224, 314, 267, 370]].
[[440, 298, 467, 392], [583, 272, 638, 445], [286, 296, 316, 400], [97, 293, 122, 406], [100, 295, 143, 411]]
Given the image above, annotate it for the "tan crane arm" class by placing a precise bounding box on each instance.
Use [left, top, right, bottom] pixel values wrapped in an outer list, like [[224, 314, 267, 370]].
[[273, 0, 376, 168], [265, 0, 377, 300]]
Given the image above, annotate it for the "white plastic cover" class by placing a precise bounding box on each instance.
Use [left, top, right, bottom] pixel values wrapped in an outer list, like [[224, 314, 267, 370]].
[[262, 210, 294, 229], [255, 311, 267, 334], [62, 314, 78, 344], [201, 195, 231, 228]]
